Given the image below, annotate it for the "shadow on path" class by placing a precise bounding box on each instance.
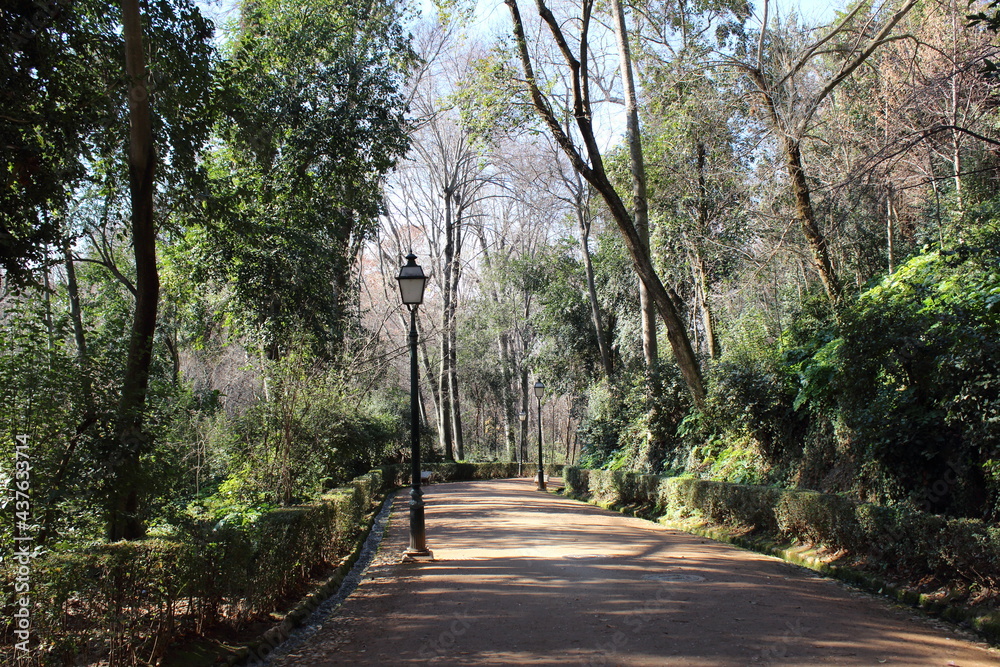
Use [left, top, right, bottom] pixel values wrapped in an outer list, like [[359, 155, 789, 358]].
[[272, 479, 999, 666]]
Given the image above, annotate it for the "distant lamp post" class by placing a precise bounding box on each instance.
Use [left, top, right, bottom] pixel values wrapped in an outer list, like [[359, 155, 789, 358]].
[[397, 252, 431, 558], [518, 410, 527, 477], [534, 380, 545, 491]]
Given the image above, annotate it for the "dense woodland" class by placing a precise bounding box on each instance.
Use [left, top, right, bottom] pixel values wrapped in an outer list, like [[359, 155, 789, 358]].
[[3, 0, 1000, 608]]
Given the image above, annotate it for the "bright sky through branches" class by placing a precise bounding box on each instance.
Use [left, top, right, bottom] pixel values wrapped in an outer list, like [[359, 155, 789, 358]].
[[416, 0, 843, 31]]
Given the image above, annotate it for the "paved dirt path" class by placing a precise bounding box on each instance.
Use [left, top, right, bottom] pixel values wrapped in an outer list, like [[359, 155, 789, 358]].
[[272, 479, 999, 666]]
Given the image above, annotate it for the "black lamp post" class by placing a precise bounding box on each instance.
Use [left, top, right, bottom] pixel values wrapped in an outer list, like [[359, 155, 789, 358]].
[[518, 410, 526, 477], [397, 252, 431, 557], [534, 380, 545, 491]]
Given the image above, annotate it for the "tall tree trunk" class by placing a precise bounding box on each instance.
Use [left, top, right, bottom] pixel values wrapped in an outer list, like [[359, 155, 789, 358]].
[[64, 239, 87, 360], [449, 213, 464, 459], [42, 264, 54, 351], [438, 342, 453, 461], [783, 137, 842, 303], [449, 297, 464, 460], [416, 311, 439, 433], [610, 0, 657, 377], [476, 225, 518, 459], [576, 195, 613, 378], [737, 0, 918, 307], [111, 0, 158, 541], [743, 68, 844, 303], [498, 332, 514, 460], [520, 365, 529, 465], [438, 190, 456, 461], [696, 253, 718, 359], [565, 412, 572, 463], [612, 0, 666, 472], [506, 0, 706, 408], [692, 142, 719, 359]]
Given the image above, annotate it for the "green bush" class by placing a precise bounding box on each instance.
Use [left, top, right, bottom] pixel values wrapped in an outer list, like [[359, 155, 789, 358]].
[[576, 364, 691, 473], [0, 467, 387, 665], [791, 233, 1000, 516], [0, 462, 540, 664], [565, 466, 1000, 589]]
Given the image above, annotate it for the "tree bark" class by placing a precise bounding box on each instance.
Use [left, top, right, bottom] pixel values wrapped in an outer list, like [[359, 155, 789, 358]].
[[111, 0, 159, 541], [449, 231, 464, 459], [743, 65, 842, 304], [575, 192, 613, 378], [438, 188, 456, 461], [498, 332, 514, 460], [610, 0, 657, 378], [785, 137, 842, 303], [697, 253, 718, 359], [692, 142, 719, 359], [737, 0, 917, 305], [520, 365, 529, 464], [64, 239, 87, 360]]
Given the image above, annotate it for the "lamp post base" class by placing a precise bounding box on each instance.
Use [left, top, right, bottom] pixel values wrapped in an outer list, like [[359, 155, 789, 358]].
[[536, 470, 546, 491], [404, 489, 432, 560]]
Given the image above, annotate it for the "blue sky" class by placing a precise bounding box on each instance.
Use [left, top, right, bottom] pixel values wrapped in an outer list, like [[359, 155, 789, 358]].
[[786, 0, 842, 25], [197, 0, 846, 35]]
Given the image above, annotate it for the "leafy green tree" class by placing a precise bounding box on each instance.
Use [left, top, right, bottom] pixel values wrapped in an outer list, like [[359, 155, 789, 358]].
[[1, 0, 117, 286], [3, 0, 216, 539], [505, 0, 708, 407], [194, 0, 415, 359]]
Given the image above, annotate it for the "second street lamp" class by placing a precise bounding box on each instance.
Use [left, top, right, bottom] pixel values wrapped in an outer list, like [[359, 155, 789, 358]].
[[534, 380, 545, 491], [396, 252, 431, 558]]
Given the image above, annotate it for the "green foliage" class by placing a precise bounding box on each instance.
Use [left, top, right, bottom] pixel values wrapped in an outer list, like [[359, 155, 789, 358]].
[[0, 294, 102, 548], [452, 41, 537, 147], [791, 227, 1000, 516], [706, 355, 805, 465], [532, 240, 605, 387], [0, 467, 387, 665], [577, 362, 691, 472], [203, 347, 406, 507], [1, 0, 216, 286], [591, 229, 641, 363], [2, 0, 117, 285], [566, 466, 1000, 592], [190, 0, 415, 355]]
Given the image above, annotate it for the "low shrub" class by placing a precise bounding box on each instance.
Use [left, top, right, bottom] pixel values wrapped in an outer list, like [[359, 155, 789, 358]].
[[0, 463, 541, 665], [565, 466, 1000, 589]]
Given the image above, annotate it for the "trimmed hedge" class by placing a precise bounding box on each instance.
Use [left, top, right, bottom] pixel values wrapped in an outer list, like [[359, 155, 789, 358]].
[[379, 462, 563, 487], [1, 462, 536, 665], [564, 466, 1000, 589]]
